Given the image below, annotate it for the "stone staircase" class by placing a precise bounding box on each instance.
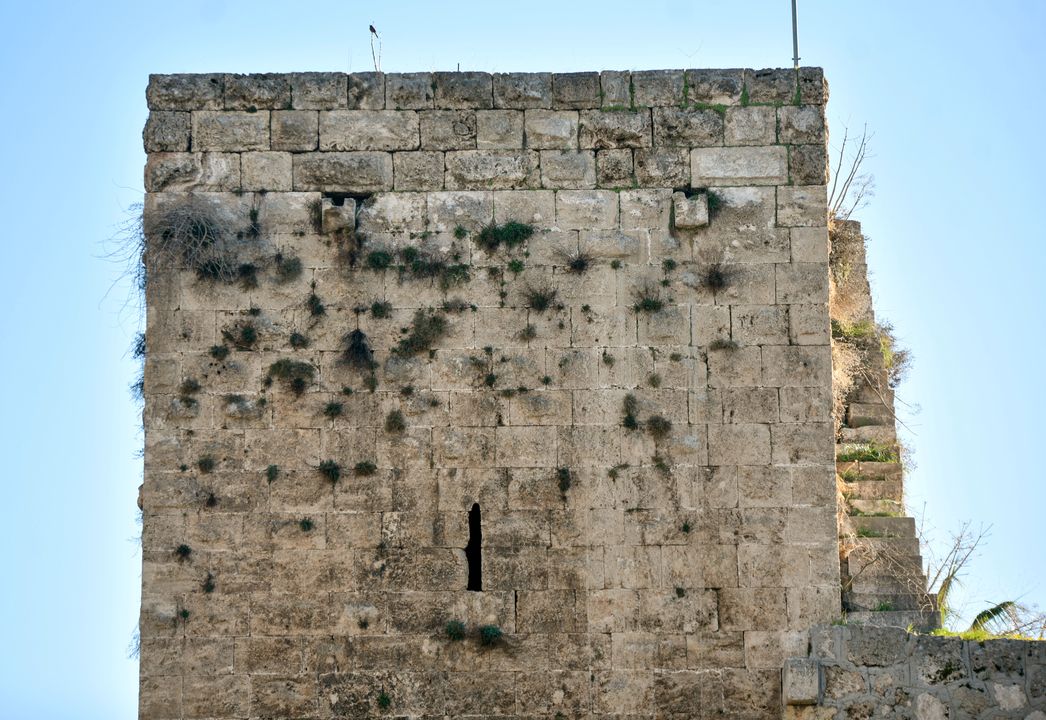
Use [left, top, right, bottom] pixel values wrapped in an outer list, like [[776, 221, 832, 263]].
[[831, 221, 939, 632]]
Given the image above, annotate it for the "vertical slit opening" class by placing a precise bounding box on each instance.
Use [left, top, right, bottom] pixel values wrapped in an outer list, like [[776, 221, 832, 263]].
[[466, 503, 482, 591]]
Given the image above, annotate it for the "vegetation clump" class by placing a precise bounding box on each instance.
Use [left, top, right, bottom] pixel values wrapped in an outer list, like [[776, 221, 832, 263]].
[[318, 460, 341, 482], [289, 332, 309, 349], [370, 301, 392, 319], [566, 250, 593, 274], [267, 359, 316, 395], [523, 285, 557, 313], [222, 321, 258, 350], [273, 252, 303, 283], [174, 544, 192, 560], [837, 443, 900, 463], [557, 467, 572, 494], [476, 221, 534, 252], [324, 402, 344, 419], [197, 456, 216, 473], [622, 394, 640, 430], [209, 345, 230, 361], [445, 620, 467, 640], [647, 415, 673, 439], [478, 624, 503, 646], [394, 309, 448, 356], [702, 264, 733, 292], [341, 329, 375, 370], [354, 461, 377, 476], [632, 286, 664, 313], [366, 250, 393, 270], [384, 409, 407, 433], [265, 464, 279, 482], [299, 517, 315, 532]]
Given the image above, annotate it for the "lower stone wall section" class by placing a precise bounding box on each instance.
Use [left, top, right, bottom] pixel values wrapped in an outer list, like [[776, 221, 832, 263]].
[[784, 626, 1044, 719]]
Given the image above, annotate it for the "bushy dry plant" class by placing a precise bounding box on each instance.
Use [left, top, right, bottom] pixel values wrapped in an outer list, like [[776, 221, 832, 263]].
[[144, 198, 243, 282]]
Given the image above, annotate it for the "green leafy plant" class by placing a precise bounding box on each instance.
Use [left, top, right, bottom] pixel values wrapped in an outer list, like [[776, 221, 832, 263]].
[[541, 375, 552, 385], [222, 321, 258, 351], [237, 262, 259, 289], [354, 461, 377, 476], [366, 250, 393, 270], [557, 467, 572, 494], [209, 345, 230, 361], [622, 394, 640, 430], [507, 258, 525, 274], [370, 301, 393, 319], [476, 221, 534, 252], [197, 455, 216, 473], [647, 415, 673, 440], [566, 250, 593, 274], [675, 587, 686, 598], [267, 359, 316, 395], [289, 331, 309, 349], [523, 285, 557, 313], [299, 517, 315, 532], [445, 619, 467, 641], [478, 624, 503, 646], [318, 460, 341, 482], [306, 292, 326, 317], [175, 544, 192, 560], [610, 259, 622, 270], [384, 409, 407, 433], [453, 225, 468, 240], [837, 443, 900, 463], [265, 464, 279, 482], [340, 329, 375, 370], [632, 286, 664, 313], [394, 309, 449, 356], [377, 691, 391, 710], [324, 402, 344, 419], [681, 521, 692, 534]]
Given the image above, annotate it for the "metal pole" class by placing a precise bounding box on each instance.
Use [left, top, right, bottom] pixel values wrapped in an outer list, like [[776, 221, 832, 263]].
[[791, 0, 800, 69]]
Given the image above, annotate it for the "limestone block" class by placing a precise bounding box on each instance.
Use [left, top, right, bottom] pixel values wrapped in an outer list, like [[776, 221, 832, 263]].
[[719, 588, 787, 631], [745, 68, 796, 104], [445, 150, 538, 190], [723, 388, 779, 424], [635, 148, 690, 187], [181, 675, 249, 717], [288, 72, 346, 109], [846, 626, 909, 667], [434, 71, 492, 109], [777, 263, 829, 304], [256, 191, 320, 234], [271, 110, 318, 151], [354, 192, 424, 233], [686, 68, 745, 105], [393, 151, 444, 191], [779, 386, 832, 423], [446, 672, 517, 715], [556, 190, 618, 229], [715, 264, 776, 305], [145, 152, 240, 192], [147, 73, 223, 110], [222, 73, 290, 111], [732, 304, 790, 345], [552, 72, 600, 109], [541, 150, 596, 189], [790, 226, 830, 263], [779, 105, 825, 144], [621, 188, 671, 230], [632, 69, 686, 107], [791, 144, 829, 185], [524, 109, 579, 149], [385, 72, 434, 109], [419, 109, 476, 150], [579, 229, 644, 262], [707, 346, 763, 388], [693, 187, 789, 264], [485, 546, 549, 590], [292, 152, 393, 192], [772, 423, 834, 466], [144, 111, 190, 152], [493, 72, 552, 109], [192, 111, 269, 151], [345, 71, 384, 110], [492, 190, 555, 228], [692, 305, 731, 347], [784, 657, 820, 704], [778, 185, 828, 226], [691, 146, 788, 186], [427, 190, 493, 232], [798, 67, 828, 104], [672, 191, 709, 230], [725, 106, 777, 146], [476, 110, 524, 149], [249, 676, 316, 717], [579, 110, 653, 149], [709, 423, 771, 465], [319, 110, 420, 151], [600, 70, 631, 107], [596, 149, 634, 187], [241, 151, 292, 191], [762, 346, 831, 387], [653, 107, 724, 147]]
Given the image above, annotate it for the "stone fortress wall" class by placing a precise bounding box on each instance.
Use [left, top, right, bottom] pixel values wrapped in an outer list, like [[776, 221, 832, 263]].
[[137, 67, 1041, 720]]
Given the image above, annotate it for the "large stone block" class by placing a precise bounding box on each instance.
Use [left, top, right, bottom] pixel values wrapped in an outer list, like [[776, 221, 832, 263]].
[[346, 71, 385, 109], [524, 110, 579, 149], [144, 111, 190, 152], [635, 148, 690, 187], [223, 73, 290, 110], [691, 146, 788, 186], [319, 110, 420, 151], [541, 150, 596, 189], [579, 110, 653, 149], [192, 111, 270, 151], [745, 68, 797, 104], [784, 657, 820, 705], [476, 110, 524, 149], [420, 109, 477, 150], [385, 72, 434, 109], [556, 190, 619, 229], [393, 151, 445, 190], [686, 68, 745, 105], [292, 152, 393, 192], [778, 185, 828, 226], [288, 72, 346, 109], [147, 73, 223, 110], [632, 69, 686, 107], [444, 150, 538, 189], [271, 110, 318, 151], [434, 71, 493, 109], [493, 72, 553, 109], [653, 107, 724, 147], [725, 106, 776, 146], [552, 72, 601, 109]]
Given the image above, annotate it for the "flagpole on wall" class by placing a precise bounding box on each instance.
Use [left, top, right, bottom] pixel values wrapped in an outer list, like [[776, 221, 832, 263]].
[[792, 0, 801, 69]]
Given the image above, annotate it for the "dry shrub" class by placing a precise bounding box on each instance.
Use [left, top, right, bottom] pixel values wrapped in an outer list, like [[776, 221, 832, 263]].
[[144, 197, 254, 282]]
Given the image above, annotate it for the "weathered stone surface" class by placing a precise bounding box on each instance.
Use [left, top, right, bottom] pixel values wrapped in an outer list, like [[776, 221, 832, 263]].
[[632, 69, 685, 106], [691, 146, 788, 186], [223, 73, 290, 110], [288, 72, 347, 109], [145, 152, 240, 192], [784, 657, 820, 704], [241, 151, 292, 191], [600, 70, 631, 107], [393, 151, 444, 191], [552, 72, 601, 109], [476, 110, 524, 149], [320, 110, 419, 151], [540, 150, 596, 189], [434, 71, 493, 109], [654, 107, 724, 146], [524, 110, 579, 149], [292, 152, 393, 192], [596, 149, 634, 187], [579, 110, 652, 149], [386, 72, 434, 109], [144, 111, 190, 152], [779, 105, 825, 144], [147, 74, 223, 110], [746, 68, 797, 104], [778, 186, 828, 226], [672, 191, 709, 229], [686, 68, 745, 105], [346, 72, 385, 110], [192, 111, 269, 151], [790, 144, 829, 185], [493, 72, 552, 109], [271, 110, 318, 151], [726, 106, 776, 146], [445, 150, 537, 190]]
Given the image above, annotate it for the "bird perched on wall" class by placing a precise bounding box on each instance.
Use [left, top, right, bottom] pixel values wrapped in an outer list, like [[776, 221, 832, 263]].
[[369, 24, 378, 37]]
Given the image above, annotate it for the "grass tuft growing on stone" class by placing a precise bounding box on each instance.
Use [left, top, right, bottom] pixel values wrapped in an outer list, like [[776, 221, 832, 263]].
[[622, 394, 640, 430], [273, 252, 303, 283], [222, 321, 258, 350], [647, 415, 673, 440], [324, 402, 344, 419], [384, 409, 407, 433], [370, 301, 393, 319], [445, 620, 467, 641], [632, 286, 664, 313], [268, 359, 316, 395], [341, 329, 375, 370], [318, 460, 341, 482], [354, 460, 377, 476], [478, 624, 503, 646], [837, 443, 900, 463], [523, 285, 557, 313], [175, 544, 192, 560], [209, 345, 230, 361], [476, 221, 534, 252], [289, 331, 309, 349], [266, 464, 279, 482], [299, 517, 315, 532], [394, 309, 449, 356], [197, 455, 216, 473]]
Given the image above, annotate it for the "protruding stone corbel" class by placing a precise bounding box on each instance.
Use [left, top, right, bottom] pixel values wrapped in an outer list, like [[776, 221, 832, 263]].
[[671, 190, 709, 231]]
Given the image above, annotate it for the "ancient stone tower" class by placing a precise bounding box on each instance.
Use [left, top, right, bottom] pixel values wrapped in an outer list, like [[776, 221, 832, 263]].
[[137, 69, 1044, 720]]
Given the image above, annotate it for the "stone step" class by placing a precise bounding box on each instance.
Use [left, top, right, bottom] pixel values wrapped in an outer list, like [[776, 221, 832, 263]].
[[837, 460, 903, 482], [840, 425, 898, 444], [848, 570, 928, 595], [846, 609, 940, 632], [846, 402, 893, 428], [842, 480, 903, 503], [849, 515, 916, 539], [847, 498, 905, 515], [844, 591, 930, 613], [844, 548, 924, 577], [849, 536, 922, 557], [852, 373, 893, 405], [836, 443, 902, 464]]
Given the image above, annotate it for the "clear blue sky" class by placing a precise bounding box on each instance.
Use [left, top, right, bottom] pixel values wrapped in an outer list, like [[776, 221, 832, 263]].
[[1, 1, 1043, 717]]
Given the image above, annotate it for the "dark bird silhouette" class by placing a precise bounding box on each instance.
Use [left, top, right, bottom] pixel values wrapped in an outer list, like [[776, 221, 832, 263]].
[[369, 25, 378, 36]]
